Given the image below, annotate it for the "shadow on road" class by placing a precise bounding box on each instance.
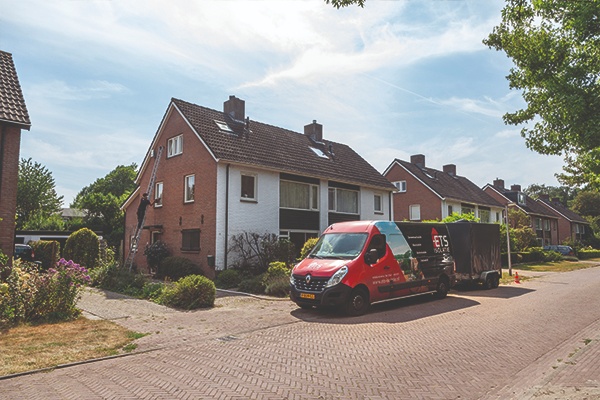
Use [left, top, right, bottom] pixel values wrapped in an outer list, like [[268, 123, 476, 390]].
[[452, 285, 535, 299], [292, 293, 480, 324]]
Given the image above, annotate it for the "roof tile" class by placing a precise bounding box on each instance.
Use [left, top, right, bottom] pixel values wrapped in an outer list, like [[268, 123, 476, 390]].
[[0, 50, 30, 129]]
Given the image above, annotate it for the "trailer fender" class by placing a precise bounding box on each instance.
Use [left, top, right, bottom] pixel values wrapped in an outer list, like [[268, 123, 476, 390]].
[[480, 270, 500, 289]]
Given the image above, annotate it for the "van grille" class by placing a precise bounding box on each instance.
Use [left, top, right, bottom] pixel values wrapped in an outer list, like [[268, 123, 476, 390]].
[[292, 275, 329, 292]]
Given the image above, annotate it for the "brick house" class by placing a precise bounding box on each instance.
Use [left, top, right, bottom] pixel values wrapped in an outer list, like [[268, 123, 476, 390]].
[[483, 179, 559, 246], [383, 154, 504, 223], [122, 96, 395, 276], [537, 195, 590, 244], [0, 51, 31, 264]]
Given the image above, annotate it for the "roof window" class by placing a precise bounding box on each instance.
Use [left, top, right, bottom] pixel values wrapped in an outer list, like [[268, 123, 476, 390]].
[[310, 147, 329, 159], [214, 120, 234, 134]]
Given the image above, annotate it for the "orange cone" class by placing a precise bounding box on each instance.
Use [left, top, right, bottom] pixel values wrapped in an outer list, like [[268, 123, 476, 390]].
[[514, 272, 521, 284]]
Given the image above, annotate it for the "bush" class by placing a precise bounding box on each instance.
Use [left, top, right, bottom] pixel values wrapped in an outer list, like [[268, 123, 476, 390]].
[[29, 240, 60, 270], [238, 276, 266, 294], [214, 269, 242, 289], [63, 228, 100, 268], [264, 275, 291, 297], [89, 261, 147, 293], [158, 275, 215, 309], [144, 241, 170, 273], [579, 249, 600, 259], [157, 256, 202, 281], [299, 237, 319, 260]]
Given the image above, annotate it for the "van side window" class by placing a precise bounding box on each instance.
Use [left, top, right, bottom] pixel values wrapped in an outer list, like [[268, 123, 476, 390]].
[[367, 234, 387, 259]]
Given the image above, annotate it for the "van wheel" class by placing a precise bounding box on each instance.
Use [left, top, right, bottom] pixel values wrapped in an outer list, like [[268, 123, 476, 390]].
[[435, 278, 449, 299], [345, 288, 369, 316]]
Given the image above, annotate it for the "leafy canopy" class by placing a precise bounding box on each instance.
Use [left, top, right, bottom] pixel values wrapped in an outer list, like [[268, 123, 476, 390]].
[[484, 0, 600, 189]]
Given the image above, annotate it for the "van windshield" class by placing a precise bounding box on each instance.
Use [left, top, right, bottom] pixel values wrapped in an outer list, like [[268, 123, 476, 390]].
[[308, 233, 368, 260]]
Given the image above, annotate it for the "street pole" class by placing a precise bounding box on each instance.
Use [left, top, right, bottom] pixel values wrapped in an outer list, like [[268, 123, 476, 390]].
[[505, 205, 512, 276]]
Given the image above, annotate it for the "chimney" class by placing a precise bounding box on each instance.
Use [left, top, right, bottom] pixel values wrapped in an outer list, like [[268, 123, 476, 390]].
[[304, 120, 323, 143], [443, 164, 456, 176], [493, 178, 505, 190], [410, 154, 425, 168], [539, 194, 550, 201], [224, 95, 245, 121], [552, 197, 562, 206], [510, 184, 522, 192]]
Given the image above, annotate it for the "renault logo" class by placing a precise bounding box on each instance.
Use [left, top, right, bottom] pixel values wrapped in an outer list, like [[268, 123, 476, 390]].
[[305, 274, 312, 284]]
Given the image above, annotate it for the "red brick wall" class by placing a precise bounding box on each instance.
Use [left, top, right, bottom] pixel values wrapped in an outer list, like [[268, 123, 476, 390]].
[[125, 108, 218, 279], [385, 163, 442, 221], [0, 125, 21, 265]]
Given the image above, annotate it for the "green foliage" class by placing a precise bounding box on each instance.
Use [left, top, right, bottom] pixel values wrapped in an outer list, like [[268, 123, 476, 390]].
[[524, 184, 578, 205], [157, 256, 202, 281], [571, 190, 600, 217], [214, 269, 242, 289], [238, 276, 266, 294], [143, 241, 170, 273], [507, 208, 538, 252], [484, 0, 600, 188], [228, 232, 296, 273], [16, 158, 63, 229], [579, 249, 600, 259], [21, 211, 66, 231], [63, 228, 100, 269], [72, 164, 137, 248], [158, 275, 215, 309], [299, 237, 319, 260], [29, 240, 60, 270], [262, 262, 292, 296], [88, 261, 147, 293], [325, 0, 365, 8], [442, 212, 479, 223], [0, 259, 90, 327]]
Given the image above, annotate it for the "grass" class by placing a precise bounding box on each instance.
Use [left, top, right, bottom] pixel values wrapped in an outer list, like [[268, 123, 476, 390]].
[[500, 258, 600, 285], [0, 317, 145, 377]]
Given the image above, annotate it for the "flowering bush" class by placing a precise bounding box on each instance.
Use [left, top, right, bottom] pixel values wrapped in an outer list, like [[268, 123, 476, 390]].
[[0, 258, 90, 327]]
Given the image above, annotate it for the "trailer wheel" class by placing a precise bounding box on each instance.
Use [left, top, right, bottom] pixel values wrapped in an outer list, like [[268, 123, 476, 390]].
[[484, 274, 499, 290], [345, 288, 370, 316], [491, 273, 500, 289], [435, 278, 449, 299]]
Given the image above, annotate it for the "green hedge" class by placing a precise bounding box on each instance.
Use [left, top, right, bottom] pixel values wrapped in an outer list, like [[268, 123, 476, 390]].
[[579, 249, 600, 259], [158, 275, 215, 309], [30, 240, 60, 270], [157, 256, 202, 281]]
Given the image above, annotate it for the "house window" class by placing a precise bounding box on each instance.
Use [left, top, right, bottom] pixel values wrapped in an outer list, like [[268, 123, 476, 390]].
[[374, 194, 383, 213], [535, 218, 542, 230], [241, 173, 257, 201], [214, 120, 233, 133], [409, 204, 421, 220], [448, 205, 453, 216], [461, 203, 475, 216], [518, 192, 526, 206], [544, 219, 550, 231], [181, 229, 200, 251], [479, 209, 490, 223], [328, 187, 358, 214], [393, 181, 407, 192], [155, 182, 163, 207], [184, 174, 195, 203], [167, 134, 183, 157], [151, 231, 161, 244], [280, 180, 319, 210]]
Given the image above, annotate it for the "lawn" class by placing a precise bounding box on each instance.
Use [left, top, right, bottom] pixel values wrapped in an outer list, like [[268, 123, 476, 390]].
[[500, 258, 600, 285], [0, 317, 144, 377]]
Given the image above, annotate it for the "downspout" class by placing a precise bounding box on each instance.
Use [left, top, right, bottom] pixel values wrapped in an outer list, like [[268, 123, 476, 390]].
[[388, 191, 393, 221], [224, 164, 230, 269], [0, 125, 6, 196]]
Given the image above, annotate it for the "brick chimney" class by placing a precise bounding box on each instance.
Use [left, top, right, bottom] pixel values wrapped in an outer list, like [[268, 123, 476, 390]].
[[493, 178, 505, 190], [224, 95, 245, 121], [443, 164, 456, 176], [411, 154, 425, 168], [539, 194, 550, 201], [552, 197, 562, 206], [510, 184, 522, 192], [304, 120, 323, 143]]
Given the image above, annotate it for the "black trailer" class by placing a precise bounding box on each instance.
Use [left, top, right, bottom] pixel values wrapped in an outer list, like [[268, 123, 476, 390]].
[[446, 221, 502, 289]]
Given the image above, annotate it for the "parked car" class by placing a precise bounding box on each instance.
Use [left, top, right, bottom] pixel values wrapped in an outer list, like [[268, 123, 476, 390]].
[[543, 245, 575, 257], [14, 244, 35, 261]]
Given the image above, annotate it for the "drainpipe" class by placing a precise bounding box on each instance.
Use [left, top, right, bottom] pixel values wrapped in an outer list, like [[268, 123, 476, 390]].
[[0, 126, 6, 196], [224, 164, 230, 269], [388, 191, 393, 221]]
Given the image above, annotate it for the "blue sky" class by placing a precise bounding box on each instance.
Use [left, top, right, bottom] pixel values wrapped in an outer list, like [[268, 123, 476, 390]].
[[2, 0, 563, 206]]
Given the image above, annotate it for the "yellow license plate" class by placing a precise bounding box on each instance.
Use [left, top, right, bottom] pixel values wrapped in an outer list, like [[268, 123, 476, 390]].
[[300, 293, 315, 300]]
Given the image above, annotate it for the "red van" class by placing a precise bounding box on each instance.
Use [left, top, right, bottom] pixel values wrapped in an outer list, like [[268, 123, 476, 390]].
[[290, 220, 457, 316]]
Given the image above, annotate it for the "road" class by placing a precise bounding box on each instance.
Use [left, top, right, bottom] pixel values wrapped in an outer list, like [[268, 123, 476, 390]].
[[1, 266, 599, 399]]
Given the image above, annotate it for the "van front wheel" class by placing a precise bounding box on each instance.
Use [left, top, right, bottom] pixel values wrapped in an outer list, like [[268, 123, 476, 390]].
[[345, 288, 369, 316]]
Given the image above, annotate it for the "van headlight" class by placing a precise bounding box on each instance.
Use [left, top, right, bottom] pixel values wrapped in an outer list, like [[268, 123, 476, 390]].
[[289, 272, 295, 286], [326, 266, 348, 288]]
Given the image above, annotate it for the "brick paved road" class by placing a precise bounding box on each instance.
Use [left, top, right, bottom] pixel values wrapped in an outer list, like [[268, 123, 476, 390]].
[[1, 266, 599, 399]]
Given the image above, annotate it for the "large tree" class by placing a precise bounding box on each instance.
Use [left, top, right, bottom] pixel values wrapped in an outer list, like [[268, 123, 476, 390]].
[[325, 0, 365, 8], [484, 0, 600, 189], [16, 158, 63, 229], [72, 164, 137, 248]]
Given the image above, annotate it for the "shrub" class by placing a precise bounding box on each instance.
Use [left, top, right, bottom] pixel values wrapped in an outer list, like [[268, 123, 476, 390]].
[[29, 240, 60, 270], [214, 269, 242, 289], [579, 249, 600, 259], [144, 241, 170, 273], [158, 275, 215, 309], [89, 261, 147, 293], [238, 276, 266, 294], [63, 228, 100, 269], [157, 256, 202, 281], [228, 232, 296, 274], [264, 275, 291, 297], [299, 237, 319, 260]]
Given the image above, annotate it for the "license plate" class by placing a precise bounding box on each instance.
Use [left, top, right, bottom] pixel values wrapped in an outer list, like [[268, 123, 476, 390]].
[[299, 293, 315, 300]]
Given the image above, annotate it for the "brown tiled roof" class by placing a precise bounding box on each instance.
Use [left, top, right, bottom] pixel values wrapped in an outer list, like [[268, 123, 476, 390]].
[[394, 159, 504, 207], [0, 51, 30, 129], [172, 98, 394, 190], [488, 185, 557, 218], [537, 198, 589, 224]]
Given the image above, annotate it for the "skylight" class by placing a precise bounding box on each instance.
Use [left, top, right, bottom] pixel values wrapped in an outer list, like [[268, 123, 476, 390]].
[[214, 120, 234, 133], [310, 147, 329, 159]]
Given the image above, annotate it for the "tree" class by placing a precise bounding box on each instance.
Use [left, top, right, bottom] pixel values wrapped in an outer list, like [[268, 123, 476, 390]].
[[16, 158, 63, 229], [72, 164, 137, 248], [484, 1, 600, 189], [507, 208, 537, 251], [524, 183, 578, 205], [571, 190, 600, 217], [325, 0, 365, 8]]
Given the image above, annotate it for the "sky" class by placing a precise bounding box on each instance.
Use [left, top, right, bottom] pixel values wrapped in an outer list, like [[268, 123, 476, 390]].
[[1, 0, 564, 206]]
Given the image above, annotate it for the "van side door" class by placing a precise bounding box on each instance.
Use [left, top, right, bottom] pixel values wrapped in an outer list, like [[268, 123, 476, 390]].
[[366, 234, 403, 302]]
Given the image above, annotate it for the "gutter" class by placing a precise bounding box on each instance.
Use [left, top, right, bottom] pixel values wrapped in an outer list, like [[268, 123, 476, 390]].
[[224, 164, 230, 269], [0, 125, 5, 196]]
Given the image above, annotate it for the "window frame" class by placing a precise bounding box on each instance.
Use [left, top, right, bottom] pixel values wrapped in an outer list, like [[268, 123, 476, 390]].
[[154, 182, 163, 208], [181, 229, 200, 252], [184, 174, 195, 203], [280, 179, 319, 211], [374, 194, 383, 214], [328, 187, 359, 214], [167, 134, 183, 158], [393, 180, 407, 193], [240, 173, 257, 202], [409, 204, 421, 221]]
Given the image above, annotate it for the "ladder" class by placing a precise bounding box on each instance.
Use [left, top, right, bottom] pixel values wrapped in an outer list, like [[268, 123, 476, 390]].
[[125, 145, 164, 271]]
